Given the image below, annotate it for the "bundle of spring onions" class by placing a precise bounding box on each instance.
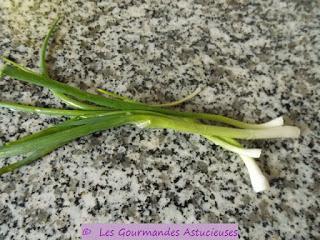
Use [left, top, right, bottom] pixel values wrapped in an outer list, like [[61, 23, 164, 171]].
[[0, 18, 300, 192]]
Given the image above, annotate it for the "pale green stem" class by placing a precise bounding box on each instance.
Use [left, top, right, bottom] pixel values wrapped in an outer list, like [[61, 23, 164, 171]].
[[147, 116, 300, 139], [203, 135, 262, 158], [215, 137, 270, 192]]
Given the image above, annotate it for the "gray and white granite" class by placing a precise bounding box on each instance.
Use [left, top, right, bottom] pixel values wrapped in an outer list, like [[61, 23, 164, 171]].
[[0, 0, 319, 239]]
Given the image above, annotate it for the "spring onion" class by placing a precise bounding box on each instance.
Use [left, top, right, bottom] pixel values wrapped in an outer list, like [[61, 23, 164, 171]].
[[0, 17, 300, 192]]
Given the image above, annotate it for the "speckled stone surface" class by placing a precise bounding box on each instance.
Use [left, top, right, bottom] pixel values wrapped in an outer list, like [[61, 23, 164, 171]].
[[0, 0, 319, 239]]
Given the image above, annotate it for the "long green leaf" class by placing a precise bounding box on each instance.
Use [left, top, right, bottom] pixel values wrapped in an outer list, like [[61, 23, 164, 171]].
[[1, 64, 286, 129], [0, 142, 66, 176], [0, 113, 129, 158], [39, 16, 61, 75], [0, 100, 108, 116]]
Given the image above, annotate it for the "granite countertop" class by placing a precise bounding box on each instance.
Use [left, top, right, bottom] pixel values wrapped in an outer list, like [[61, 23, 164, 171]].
[[0, 0, 319, 239]]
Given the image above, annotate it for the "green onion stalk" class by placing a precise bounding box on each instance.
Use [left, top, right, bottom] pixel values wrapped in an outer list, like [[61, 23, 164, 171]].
[[0, 17, 300, 192]]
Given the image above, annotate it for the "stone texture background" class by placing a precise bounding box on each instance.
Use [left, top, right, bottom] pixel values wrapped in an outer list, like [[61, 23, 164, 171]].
[[0, 0, 319, 239]]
